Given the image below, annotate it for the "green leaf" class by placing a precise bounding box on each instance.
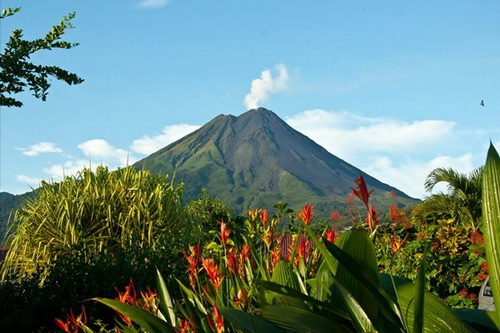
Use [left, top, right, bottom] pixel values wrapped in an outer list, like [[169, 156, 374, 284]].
[[156, 268, 176, 327], [93, 298, 174, 333], [267, 261, 308, 309], [333, 279, 376, 332], [259, 305, 349, 332], [259, 279, 350, 320], [413, 249, 428, 333], [219, 307, 284, 333], [322, 234, 405, 330], [396, 283, 473, 332], [482, 142, 500, 328]]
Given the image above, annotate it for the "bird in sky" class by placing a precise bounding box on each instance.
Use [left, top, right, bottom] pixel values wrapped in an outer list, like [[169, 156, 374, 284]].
[[480, 100, 485, 107]]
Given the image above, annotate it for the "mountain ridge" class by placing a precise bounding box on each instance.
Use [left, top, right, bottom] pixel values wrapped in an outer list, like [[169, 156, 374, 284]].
[[134, 108, 418, 217]]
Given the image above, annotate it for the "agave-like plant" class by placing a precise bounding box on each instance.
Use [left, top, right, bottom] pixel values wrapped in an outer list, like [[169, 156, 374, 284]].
[[1, 166, 185, 282]]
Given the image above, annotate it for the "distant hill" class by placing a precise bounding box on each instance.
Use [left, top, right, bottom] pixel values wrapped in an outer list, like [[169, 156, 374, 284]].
[[134, 108, 419, 219], [0, 191, 35, 243]]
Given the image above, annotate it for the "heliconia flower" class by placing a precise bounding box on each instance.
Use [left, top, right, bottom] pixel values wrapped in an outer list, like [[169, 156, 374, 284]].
[[298, 235, 309, 262], [270, 247, 281, 268], [54, 307, 87, 333], [325, 229, 336, 243], [115, 280, 137, 327], [207, 304, 224, 333], [366, 205, 378, 231], [115, 279, 137, 305], [352, 174, 373, 207], [182, 244, 201, 288], [220, 220, 230, 246], [226, 248, 238, 274], [331, 211, 342, 223], [298, 204, 315, 225], [247, 209, 259, 221], [262, 226, 273, 248], [202, 258, 223, 290], [179, 318, 194, 333], [233, 288, 249, 307], [259, 209, 270, 226], [389, 235, 407, 253], [140, 289, 158, 313], [240, 244, 251, 262]]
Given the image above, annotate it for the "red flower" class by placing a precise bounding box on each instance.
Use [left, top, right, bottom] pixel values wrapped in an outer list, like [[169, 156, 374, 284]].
[[431, 241, 440, 250], [470, 230, 484, 245], [270, 247, 281, 268], [298, 204, 315, 225], [298, 234, 310, 262], [226, 248, 238, 274], [182, 244, 200, 288], [115, 279, 137, 327], [459, 289, 468, 298], [207, 304, 224, 333], [325, 229, 336, 243], [481, 262, 489, 272], [477, 274, 488, 282], [366, 205, 378, 231], [220, 221, 230, 246], [331, 211, 342, 223], [389, 235, 407, 253], [202, 258, 223, 290], [352, 174, 373, 207], [54, 307, 87, 333]]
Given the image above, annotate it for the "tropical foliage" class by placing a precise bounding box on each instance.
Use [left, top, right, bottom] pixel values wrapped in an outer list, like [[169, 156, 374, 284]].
[[1, 145, 499, 332], [1, 166, 186, 281], [0, 7, 84, 107]]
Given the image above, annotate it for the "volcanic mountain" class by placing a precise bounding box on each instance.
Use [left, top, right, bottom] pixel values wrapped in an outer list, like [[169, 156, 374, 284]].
[[134, 108, 418, 218]]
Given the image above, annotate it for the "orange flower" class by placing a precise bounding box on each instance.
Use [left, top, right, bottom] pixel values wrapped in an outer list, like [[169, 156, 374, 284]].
[[270, 247, 281, 268], [233, 288, 249, 307], [54, 307, 86, 333], [115, 279, 137, 304], [366, 205, 378, 231], [352, 174, 373, 207], [220, 221, 230, 246], [202, 258, 223, 290], [389, 235, 407, 253], [226, 248, 238, 274], [115, 280, 137, 327], [298, 204, 315, 225], [262, 226, 273, 248], [259, 209, 270, 226], [183, 244, 201, 288], [298, 234, 310, 262], [140, 289, 158, 313], [477, 274, 488, 282]]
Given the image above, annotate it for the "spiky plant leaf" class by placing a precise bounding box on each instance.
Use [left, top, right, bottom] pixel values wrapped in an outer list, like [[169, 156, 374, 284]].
[[258, 305, 349, 332], [482, 142, 500, 327], [156, 269, 176, 327], [94, 298, 174, 333], [219, 307, 284, 333]]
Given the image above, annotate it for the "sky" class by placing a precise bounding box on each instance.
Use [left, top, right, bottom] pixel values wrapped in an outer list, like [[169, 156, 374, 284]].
[[1, 0, 499, 199]]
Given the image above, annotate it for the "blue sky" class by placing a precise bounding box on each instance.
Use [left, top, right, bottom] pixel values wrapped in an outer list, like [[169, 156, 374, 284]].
[[1, 0, 499, 199]]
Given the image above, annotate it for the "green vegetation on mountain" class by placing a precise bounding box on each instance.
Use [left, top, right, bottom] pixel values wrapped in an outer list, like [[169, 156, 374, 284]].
[[134, 108, 418, 220]]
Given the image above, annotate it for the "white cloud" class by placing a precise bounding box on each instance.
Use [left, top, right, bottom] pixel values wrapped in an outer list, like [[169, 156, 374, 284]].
[[20, 142, 62, 156], [286, 109, 456, 163], [42, 158, 94, 181], [243, 64, 289, 110], [131, 124, 200, 155], [78, 139, 132, 165], [16, 174, 43, 188], [285, 109, 475, 199], [137, 0, 170, 8], [362, 154, 475, 199]]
